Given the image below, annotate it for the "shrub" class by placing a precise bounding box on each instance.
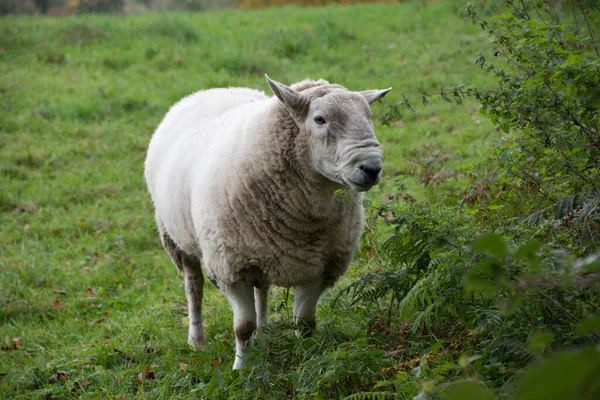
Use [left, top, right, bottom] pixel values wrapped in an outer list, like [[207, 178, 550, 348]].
[[73, 0, 124, 13], [465, 0, 600, 252], [349, 0, 600, 396], [0, 0, 37, 14]]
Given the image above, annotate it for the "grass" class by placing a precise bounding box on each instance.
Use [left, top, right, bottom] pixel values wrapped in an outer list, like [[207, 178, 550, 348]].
[[0, 2, 499, 398]]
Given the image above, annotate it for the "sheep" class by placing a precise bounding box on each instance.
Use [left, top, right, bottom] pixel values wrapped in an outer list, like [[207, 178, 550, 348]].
[[144, 75, 391, 369]]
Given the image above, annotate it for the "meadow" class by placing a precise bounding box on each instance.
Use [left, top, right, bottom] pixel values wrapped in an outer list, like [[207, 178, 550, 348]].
[[2, 1, 596, 398]]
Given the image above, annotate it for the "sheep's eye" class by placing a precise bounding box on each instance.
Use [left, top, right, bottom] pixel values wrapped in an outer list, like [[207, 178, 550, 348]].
[[314, 115, 326, 125]]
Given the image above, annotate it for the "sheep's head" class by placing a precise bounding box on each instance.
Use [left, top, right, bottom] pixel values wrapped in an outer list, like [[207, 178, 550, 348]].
[[266, 75, 391, 192]]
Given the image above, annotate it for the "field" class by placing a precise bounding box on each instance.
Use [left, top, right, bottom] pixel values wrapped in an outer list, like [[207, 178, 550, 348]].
[[0, 1, 544, 398]]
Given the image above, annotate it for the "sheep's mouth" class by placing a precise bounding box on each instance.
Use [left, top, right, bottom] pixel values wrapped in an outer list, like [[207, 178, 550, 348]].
[[344, 177, 375, 192]]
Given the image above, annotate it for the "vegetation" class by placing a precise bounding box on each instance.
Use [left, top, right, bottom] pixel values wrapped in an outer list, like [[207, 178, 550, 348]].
[[1, 1, 598, 398]]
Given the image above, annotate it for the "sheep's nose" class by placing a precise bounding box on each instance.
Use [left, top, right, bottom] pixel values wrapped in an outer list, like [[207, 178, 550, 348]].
[[360, 162, 382, 183]]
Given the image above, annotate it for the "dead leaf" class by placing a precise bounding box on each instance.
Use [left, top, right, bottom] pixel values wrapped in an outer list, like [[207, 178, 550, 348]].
[[1, 337, 22, 351], [73, 378, 91, 390], [57, 372, 68, 382], [384, 212, 394, 223], [137, 365, 155, 382], [210, 356, 224, 368], [145, 365, 154, 379], [402, 194, 416, 203], [13, 201, 39, 214], [86, 288, 93, 298], [51, 300, 65, 309]]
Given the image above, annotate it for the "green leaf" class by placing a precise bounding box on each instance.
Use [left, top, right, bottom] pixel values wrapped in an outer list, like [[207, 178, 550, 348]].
[[514, 240, 542, 270], [471, 234, 506, 256], [567, 54, 582, 65], [527, 332, 554, 356], [464, 275, 500, 299], [443, 381, 494, 400], [514, 241, 542, 260], [458, 354, 482, 368], [516, 347, 600, 400], [501, 294, 523, 315], [576, 315, 600, 337]]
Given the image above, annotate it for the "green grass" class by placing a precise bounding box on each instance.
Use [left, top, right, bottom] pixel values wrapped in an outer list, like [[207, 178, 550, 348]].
[[1, 2, 498, 398]]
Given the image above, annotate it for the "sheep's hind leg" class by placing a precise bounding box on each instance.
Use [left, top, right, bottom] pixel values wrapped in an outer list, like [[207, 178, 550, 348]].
[[223, 282, 256, 369], [183, 263, 207, 348], [160, 228, 207, 349], [254, 285, 270, 326], [294, 279, 327, 337]]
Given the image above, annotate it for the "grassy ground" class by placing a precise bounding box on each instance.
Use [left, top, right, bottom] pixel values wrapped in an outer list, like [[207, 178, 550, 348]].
[[1, 2, 498, 398]]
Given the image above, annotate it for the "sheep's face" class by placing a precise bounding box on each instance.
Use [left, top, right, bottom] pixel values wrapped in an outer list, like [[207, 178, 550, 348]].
[[305, 92, 385, 192], [266, 76, 391, 192]]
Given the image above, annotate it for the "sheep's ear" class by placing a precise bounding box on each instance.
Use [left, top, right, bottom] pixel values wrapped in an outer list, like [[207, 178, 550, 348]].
[[360, 88, 393, 105], [265, 74, 307, 119]]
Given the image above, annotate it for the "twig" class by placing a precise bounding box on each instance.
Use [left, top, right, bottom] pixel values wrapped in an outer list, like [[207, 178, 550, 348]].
[[576, 0, 600, 57]]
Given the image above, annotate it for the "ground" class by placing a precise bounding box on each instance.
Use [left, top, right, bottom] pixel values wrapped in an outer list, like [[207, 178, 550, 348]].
[[0, 2, 499, 398]]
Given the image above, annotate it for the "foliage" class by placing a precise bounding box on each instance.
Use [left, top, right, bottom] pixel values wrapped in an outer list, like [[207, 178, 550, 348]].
[[0, 0, 38, 14], [73, 0, 124, 13], [465, 0, 600, 251], [360, 0, 600, 397]]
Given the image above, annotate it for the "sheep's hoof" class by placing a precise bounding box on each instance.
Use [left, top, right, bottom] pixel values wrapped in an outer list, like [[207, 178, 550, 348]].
[[232, 355, 247, 370], [188, 335, 207, 349]]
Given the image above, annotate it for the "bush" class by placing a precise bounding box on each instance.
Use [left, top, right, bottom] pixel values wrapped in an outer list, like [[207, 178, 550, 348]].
[[465, 0, 600, 252], [74, 0, 124, 13], [0, 0, 37, 14], [353, 1, 600, 396]]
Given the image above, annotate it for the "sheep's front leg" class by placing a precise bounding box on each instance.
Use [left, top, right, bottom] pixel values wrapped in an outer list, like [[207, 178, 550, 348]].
[[254, 285, 270, 326], [183, 264, 207, 349], [294, 279, 327, 337], [224, 282, 256, 369]]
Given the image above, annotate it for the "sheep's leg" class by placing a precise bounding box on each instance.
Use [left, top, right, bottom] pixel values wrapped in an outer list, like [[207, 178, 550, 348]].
[[254, 285, 270, 326], [223, 282, 256, 369], [183, 264, 207, 348], [294, 279, 327, 337], [159, 226, 207, 348]]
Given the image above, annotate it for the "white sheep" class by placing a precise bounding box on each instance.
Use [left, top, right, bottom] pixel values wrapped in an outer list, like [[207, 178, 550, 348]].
[[144, 75, 391, 369]]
